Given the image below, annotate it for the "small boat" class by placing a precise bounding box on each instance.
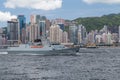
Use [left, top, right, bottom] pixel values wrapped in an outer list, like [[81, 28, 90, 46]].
[[86, 46, 98, 48], [85, 43, 98, 48]]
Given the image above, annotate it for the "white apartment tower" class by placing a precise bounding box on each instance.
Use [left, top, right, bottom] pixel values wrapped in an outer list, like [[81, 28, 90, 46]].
[[50, 24, 63, 44]]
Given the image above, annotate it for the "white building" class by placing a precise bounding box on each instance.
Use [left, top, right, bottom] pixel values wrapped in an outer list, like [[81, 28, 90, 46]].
[[50, 24, 63, 44], [62, 31, 68, 43], [29, 24, 39, 42], [107, 32, 112, 44], [95, 34, 102, 43]]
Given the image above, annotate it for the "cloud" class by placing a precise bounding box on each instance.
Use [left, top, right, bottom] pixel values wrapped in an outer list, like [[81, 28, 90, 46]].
[[0, 11, 17, 22], [83, 0, 120, 4], [4, 0, 62, 10]]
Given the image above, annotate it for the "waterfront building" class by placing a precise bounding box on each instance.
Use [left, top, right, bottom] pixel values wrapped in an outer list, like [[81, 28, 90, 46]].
[[87, 30, 95, 43], [101, 32, 112, 44], [77, 24, 87, 44], [62, 31, 68, 43], [59, 29, 63, 43], [29, 24, 39, 42], [95, 34, 102, 44], [69, 24, 78, 44], [0, 36, 3, 46], [26, 24, 30, 43], [102, 33, 108, 44], [111, 33, 118, 43], [64, 31, 68, 43], [7, 19, 19, 44], [107, 32, 112, 44], [78, 25, 82, 44], [50, 24, 63, 44], [17, 15, 26, 43]]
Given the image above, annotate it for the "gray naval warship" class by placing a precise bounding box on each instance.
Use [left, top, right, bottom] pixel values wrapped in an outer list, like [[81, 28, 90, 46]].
[[2, 39, 79, 55]]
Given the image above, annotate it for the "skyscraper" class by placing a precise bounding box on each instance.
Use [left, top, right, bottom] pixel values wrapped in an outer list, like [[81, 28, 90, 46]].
[[50, 24, 63, 44], [62, 31, 68, 43], [77, 24, 87, 44], [26, 24, 30, 42], [39, 21, 46, 38], [87, 31, 95, 43], [51, 18, 65, 31], [29, 24, 38, 42], [69, 24, 78, 44], [7, 19, 19, 44], [46, 19, 51, 31], [17, 15, 26, 43], [30, 15, 36, 24], [30, 15, 47, 39]]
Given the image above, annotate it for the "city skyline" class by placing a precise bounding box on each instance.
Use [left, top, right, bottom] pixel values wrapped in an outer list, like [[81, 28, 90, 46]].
[[0, 0, 120, 27]]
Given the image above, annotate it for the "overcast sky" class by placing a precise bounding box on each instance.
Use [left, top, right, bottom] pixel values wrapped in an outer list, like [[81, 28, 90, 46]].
[[0, 0, 120, 27]]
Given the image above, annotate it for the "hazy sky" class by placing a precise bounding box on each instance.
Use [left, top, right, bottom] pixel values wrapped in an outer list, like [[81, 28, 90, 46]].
[[0, 0, 120, 26]]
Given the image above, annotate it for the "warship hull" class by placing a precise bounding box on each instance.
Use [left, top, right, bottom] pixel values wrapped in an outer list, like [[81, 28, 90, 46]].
[[7, 47, 79, 56]]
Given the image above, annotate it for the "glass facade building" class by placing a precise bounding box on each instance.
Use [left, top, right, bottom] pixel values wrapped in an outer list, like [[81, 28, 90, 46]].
[[7, 20, 19, 41], [69, 25, 78, 44], [39, 21, 46, 38], [17, 15, 26, 43]]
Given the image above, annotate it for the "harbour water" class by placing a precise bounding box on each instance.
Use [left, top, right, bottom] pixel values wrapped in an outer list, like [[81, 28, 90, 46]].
[[0, 48, 120, 80]]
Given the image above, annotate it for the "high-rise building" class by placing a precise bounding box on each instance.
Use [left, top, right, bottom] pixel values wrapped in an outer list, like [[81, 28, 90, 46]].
[[38, 21, 46, 38], [77, 25, 87, 44], [101, 32, 112, 44], [51, 18, 65, 31], [7, 19, 19, 44], [100, 25, 108, 33], [87, 30, 95, 43], [30, 15, 46, 24], [29, 24, 38, 42], [119, 26, 120, 42], [107, 32, 112, 44], [30, 15, 36, 24], [30, 15, 47, 39], [17, 15, 26, 43], [46, 19, 51, 32], [26, 24, 30, 42], [95, 34, 102, 44], [69, 24, 78, 44], [50, 24, 63, 44], [62, 31, 68, 43], [102, 33, 107, 44], [111, 33, 118, 43]]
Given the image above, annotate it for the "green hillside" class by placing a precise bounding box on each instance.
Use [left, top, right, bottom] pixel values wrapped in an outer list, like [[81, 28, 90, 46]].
[[74, 13, 120, 32]]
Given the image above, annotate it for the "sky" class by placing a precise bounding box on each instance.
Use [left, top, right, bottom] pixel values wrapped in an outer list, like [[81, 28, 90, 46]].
[[1, 0, 120, 27]]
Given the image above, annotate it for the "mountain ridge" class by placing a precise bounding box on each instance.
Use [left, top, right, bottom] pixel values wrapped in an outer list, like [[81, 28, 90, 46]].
[[73, 13, 120, 31]]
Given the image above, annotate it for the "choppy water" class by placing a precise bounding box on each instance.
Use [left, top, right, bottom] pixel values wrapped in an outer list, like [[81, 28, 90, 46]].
[[0, 48, 120, 80]]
